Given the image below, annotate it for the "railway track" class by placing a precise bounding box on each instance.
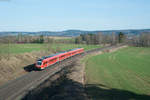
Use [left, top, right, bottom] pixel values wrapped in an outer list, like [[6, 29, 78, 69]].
[[0, 45, 125, 100]]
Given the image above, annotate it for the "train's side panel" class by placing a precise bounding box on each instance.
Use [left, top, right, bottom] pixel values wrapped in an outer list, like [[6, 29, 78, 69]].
[[41, 60, 46, 69], [79, 48, 84, 54], [76, 49, 80, 54], [42, 60, 48, 69], [71, 50, 76, 56], [48, 57, 58, 65], [68, 48, 84, 57], [68, 50, 74, 57], [37, 48, 84, 69], [59, 53, 68, 61], [66, 52, 71, 58], [42, 56, 58, 69]]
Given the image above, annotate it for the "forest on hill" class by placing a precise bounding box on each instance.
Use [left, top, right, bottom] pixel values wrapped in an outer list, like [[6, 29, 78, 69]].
[[0, 29, 150, 37]]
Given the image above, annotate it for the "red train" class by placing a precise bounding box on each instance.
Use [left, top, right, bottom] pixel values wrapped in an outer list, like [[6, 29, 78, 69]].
[[35, 48, 84, 70]]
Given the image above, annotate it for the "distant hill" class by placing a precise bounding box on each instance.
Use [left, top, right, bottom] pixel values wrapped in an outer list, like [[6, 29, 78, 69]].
[[0, 29, 150, 37]]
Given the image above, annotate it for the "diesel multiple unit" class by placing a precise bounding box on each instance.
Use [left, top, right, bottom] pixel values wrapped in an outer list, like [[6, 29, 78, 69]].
[[35, 48, 84, 70]]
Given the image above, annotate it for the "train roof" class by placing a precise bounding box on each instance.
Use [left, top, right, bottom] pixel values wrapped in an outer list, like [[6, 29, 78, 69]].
[[48, 52, 66, 57], [38, 51, 67, 61]]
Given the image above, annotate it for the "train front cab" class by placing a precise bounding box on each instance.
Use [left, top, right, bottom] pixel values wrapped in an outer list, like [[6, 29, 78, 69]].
[[35, 60, 44, 70]]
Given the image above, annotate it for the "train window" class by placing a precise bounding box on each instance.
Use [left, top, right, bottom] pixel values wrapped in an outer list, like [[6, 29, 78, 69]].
[[37, 61, 42, 65], [61, 55, 65, 57], [43, 61, 48, 65], [51, 58, 57, 61], [54, 58, 57, 60], [50, 58, 56, 62]]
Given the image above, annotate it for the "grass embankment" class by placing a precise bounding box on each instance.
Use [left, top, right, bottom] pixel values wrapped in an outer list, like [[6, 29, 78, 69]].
[[84, 47, 150, 100], [0, 43, 100, 54]]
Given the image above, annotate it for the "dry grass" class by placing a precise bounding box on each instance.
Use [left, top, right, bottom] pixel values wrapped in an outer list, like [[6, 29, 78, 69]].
[[0, 50, 52, 85]]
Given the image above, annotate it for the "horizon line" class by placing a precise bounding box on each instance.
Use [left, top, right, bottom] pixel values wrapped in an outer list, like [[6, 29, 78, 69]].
[[0, 28, 150, 32]]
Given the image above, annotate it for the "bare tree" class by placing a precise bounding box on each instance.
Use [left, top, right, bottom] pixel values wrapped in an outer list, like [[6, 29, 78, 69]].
[[128, 32, 150, 47], [75, 36, 82, 44], [111, 32, 117, 45], [96, 32, 103, 44], [5, 35, 13, 60]]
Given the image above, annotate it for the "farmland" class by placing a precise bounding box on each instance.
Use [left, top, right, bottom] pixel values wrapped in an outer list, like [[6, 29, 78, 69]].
[[84, 47, 150, 100], [0, 43, 101, 54]]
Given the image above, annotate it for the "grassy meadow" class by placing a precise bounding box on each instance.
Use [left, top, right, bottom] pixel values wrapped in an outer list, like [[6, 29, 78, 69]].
[[84, 47, 150, 100], [0, 43, 101, 54]]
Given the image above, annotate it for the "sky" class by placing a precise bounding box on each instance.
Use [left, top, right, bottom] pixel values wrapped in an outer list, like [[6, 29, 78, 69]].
[[0, 0, 150, 31]]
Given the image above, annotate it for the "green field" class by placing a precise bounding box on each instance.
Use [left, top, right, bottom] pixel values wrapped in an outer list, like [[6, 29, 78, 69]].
[[0, 43, 101, 54], [84, 47, 150, 100]]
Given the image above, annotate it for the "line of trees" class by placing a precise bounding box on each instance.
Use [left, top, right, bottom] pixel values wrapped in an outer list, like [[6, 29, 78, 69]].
[[17, 33, 44, 43], [75, 32, 125, 45], [0, 33, 76, 44], [75, 32, 150, 47], [1, 32, 150, 47], [128, 32, 150, 47], [0, 35, 55, 44]]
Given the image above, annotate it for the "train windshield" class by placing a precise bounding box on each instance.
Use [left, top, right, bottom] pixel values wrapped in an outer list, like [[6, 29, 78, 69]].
[[37, 61, 42, 65]]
